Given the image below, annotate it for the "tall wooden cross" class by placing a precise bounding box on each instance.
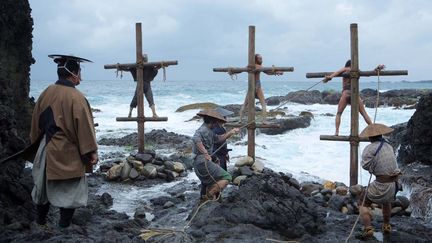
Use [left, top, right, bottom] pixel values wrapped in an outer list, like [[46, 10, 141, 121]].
[[306, 23, 408, 186], [213, 26, 294, 160], [104, 23, 178, 153]]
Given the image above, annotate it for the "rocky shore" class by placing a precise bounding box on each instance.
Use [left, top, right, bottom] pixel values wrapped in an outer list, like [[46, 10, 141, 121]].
[[266, 88, 432, 109]]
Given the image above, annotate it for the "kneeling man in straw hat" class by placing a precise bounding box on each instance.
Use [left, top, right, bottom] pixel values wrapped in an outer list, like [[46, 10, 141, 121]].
[[358, 123, 401, 239], [192, 109, 239, 203]]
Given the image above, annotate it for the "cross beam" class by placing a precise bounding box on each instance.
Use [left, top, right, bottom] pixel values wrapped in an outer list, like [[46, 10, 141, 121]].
[[104, 61, 178, 70], [306, 70, 407, 79], [213, 26, 294, 160], [104, 23, 178, 153], [306, 23, 408, 186]]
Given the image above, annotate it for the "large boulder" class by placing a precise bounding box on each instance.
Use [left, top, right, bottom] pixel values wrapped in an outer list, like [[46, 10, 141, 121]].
[[0, 0, 35, 238], [398, 94, 432, 165], [189, 170, 324, 239], [260, 116, 312, 135]]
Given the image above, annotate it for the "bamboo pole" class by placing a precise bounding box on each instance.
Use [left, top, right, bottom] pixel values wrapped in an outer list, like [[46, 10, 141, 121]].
[[350, 23, 360, 186], [136, 23, 145, 153], [247, 26, 256, 160]]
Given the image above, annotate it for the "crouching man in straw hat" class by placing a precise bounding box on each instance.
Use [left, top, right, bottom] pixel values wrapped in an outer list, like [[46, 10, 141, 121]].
[[192, 109, 240, 203], [358, 123, 401, 239]]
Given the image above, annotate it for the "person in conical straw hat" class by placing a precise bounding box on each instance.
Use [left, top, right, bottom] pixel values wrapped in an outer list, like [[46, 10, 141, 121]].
[[192, 109, 239, 203], [358, 123, 401, 239]]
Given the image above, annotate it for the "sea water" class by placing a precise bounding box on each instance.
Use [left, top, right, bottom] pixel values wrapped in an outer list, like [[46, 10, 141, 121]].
[[30, 78, 431, 187]]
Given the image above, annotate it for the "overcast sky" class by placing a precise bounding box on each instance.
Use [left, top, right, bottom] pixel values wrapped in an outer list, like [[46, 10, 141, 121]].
[[29, 0, 432, 82]]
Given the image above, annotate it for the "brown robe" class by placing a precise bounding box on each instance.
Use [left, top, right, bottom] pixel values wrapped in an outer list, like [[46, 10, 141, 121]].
[[30, 79, 97, 180]]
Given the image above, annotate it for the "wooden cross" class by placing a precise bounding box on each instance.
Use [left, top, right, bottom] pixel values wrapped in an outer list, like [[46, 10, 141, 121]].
[[306, 23, 408, 186], [213, 26, 294, 160], [104, 23, 178, 153]]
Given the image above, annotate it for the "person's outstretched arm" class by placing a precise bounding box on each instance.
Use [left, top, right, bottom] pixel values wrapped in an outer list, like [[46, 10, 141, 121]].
[[324, 67, 350, 83]]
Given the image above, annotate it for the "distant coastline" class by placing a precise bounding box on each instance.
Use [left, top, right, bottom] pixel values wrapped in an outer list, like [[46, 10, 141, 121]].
[[401, 80, 432, 83]]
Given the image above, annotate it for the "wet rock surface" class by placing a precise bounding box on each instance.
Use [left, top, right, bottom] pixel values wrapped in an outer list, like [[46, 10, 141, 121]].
[[2, 167, 432, 242], [398, 93, 432, 166], [188, 170, 325, 240], [0, 0, 35, 240]]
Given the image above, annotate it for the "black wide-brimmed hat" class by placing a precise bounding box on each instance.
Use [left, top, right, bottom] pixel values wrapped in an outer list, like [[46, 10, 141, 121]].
[[48, 54, 93, 64], [197, 109, 227, 123]]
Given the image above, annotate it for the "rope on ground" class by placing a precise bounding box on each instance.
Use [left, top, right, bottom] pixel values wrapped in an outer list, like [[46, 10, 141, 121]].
[[344, 173, 373, 243], [271, 79, 324, 111]]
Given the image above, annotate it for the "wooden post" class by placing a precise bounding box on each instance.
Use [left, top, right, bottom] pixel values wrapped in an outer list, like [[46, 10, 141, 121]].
[[305, 23, 408, 186], [349, 23, 360, 186], [247, 26, 256, 159], [135, 23, 145, 153]]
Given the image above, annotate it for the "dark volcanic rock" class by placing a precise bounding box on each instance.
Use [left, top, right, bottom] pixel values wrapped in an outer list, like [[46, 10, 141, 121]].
[[99, 129, 192, 151], [284, 90, 324, 104], [387, 122, 408, 151], [265, 96, 285, 106], [265, 88, 431, 108], [260, 116, 312, 135], [189, 170, 324, 239], [398, 94, 432, 165], [0, 0, 35, 239]]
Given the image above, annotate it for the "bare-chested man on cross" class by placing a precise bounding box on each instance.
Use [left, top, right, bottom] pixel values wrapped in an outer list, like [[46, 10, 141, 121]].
[[323, 60, 373, 136], [239, 54, 282, 123]]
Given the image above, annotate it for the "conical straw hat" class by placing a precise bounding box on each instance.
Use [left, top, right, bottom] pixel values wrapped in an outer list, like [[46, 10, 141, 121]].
[[197, 109, 227, 123], [360, 123, 394, 138]]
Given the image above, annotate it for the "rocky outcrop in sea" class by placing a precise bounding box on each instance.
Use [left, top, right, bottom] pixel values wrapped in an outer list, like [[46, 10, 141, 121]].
[[266, 89, 432, 108], [388, 93, 432, 224]]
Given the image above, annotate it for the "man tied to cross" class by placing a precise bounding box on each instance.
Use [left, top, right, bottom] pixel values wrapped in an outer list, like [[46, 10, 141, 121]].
[[117, 54, 160, 118], [323, 60, 386, 136], [237, 54, 283, 123]]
